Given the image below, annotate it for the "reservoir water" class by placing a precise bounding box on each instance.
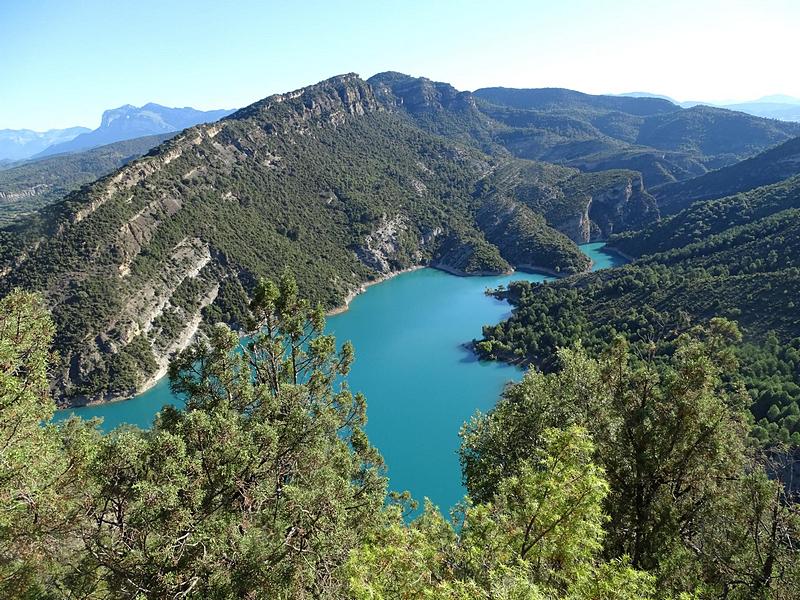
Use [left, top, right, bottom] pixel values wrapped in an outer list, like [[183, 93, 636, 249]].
[[56, 243, 625, 513]]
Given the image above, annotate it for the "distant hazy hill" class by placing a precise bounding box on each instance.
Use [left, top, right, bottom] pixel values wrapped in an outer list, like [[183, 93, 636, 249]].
[[0, 127, 89, 161], [0, 133, 173, 226], [475, 87, 679, 115], [619, 92, 800, 122], [470, 85, 800, 187], [617, 91, 679, 103], [719, 101, 800, 122], [36, 103, 234, 157]]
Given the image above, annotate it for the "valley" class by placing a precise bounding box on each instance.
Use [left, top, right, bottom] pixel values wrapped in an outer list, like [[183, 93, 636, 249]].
[[3, 73, 797, 408], [55, 243, 625, 511], [4, 58, 800, 597]]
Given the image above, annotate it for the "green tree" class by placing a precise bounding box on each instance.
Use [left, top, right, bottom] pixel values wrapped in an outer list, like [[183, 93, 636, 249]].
[[0, 290, 96, 596], [347, 427, 656, 599], [459, 322, 799, 595], [691, 465, 800, 599], [460, 345, 602, 504], [75, 274, 386, 598], [595, 324, 749, 573]]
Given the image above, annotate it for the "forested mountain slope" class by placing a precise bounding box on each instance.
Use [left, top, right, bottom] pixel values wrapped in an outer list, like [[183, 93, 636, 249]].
[[613, 174, 800, 257], [652, 136, 800, 214], [478, 175, 800, 444], [0, 74, 652, 405], [4, 72, 798, 406], [0, 134, 172, 225], [472, 85, 800, 187]]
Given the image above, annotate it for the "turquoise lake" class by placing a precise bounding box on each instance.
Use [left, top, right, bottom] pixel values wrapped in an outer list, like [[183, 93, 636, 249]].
[[55, 243, 625, 513]]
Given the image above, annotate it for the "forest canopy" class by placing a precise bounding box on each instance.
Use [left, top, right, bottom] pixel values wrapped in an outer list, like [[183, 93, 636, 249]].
[[1, 280, 798, 598]]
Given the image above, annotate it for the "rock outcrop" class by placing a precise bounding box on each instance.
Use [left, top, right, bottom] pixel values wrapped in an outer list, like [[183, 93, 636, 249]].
[[354, 215, 410, 274], [586, 172, 658, 239]]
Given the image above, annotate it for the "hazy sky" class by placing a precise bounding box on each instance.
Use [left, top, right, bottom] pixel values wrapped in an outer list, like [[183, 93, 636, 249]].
[[2, 0, 798, 130]]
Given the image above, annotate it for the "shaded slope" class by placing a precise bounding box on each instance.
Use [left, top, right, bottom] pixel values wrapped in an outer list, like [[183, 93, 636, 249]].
[[652, 136, 800, 214], [478, 176, 800, 442], [613, 175, 800, 257]]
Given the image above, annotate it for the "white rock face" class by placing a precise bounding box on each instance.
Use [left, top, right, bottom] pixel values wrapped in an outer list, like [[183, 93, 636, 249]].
[[354, 215, 409, 274]]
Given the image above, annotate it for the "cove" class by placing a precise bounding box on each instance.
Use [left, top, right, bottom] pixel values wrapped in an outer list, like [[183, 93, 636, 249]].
[[55, 243, 625, 513]]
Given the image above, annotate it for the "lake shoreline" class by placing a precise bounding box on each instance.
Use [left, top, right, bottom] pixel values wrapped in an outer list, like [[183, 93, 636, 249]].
[[326, 265, 425, 316], [58, 245, 626, 414], [53, 243, 621, 513], [430, 262, 513, 277], [601, 246, 635, 262]]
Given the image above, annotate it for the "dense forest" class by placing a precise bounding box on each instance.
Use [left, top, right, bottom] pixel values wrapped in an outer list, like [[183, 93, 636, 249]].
[[477, 174, 800, 447], [2, 281, 797, 598]]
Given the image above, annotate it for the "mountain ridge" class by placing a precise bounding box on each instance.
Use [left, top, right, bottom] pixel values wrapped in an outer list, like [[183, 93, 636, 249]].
[[468, 84, 800, 187], [2, 73, 632, 404], [34, 103, 234, 157], [0, 133, 175, 226]]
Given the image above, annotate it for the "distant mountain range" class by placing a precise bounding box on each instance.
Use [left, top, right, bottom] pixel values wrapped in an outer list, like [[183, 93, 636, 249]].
[[719, 101, 800, 122], [0, 127, 90, 162], [0, 104, 234, 162], [619, 92, 800, 122], [34, 103, 235, 157]]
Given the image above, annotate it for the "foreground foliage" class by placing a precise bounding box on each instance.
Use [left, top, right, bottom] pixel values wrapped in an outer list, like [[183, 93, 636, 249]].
[[346, 427, 655, 600], [0, 281, 798, 598], [465, 325, 800, 598]]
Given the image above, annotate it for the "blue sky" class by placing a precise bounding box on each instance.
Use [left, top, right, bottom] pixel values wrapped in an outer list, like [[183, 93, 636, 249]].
[[2, 0, 798, 130]]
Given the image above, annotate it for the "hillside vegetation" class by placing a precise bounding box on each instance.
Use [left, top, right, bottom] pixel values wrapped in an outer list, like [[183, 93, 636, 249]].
[[652, 136, 800, 214], [0, 134, 172, 225], [472, 85, 800, 186], [0, 75, 650, 405], [478, 175, 800, 445], [3, 69, 800, 597]]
